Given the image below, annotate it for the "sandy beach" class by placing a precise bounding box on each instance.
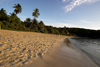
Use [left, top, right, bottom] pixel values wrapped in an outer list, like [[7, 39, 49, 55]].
[[0, 30, 98, 67]]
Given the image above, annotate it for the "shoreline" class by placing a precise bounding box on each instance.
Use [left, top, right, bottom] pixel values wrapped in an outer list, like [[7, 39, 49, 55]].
[[68, 38, 99, 67], [0, 30, 98, 67], [22, 38, 98, 67], [81, 49, 100, 67], [64, 38, 98, 67]]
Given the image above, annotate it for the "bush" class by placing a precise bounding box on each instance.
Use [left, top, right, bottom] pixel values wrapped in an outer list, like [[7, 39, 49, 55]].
[[0, 21, 3, 29]]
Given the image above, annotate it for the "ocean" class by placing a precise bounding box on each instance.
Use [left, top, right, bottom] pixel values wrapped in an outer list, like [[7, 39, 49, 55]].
[[69, 38, 100, 67]]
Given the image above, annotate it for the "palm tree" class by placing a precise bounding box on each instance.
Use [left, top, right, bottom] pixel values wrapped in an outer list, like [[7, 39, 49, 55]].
[[30, 8, 40, 29], [32, 8, 40, 19], [13, 4, 22, 15], [10, 12, 16, 17], [26, 18, 31, 23]]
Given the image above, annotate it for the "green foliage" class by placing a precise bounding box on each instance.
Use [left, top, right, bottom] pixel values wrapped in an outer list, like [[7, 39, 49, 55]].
[[44, 29, 48, 34], [54, 29, 60, 34], [46, 26, 55, 34], [0, 8, 9, 21], [40, 27, 44, 32], [10, 12, 21, 24], [32, 25, 39, 32], [26, 18, 31, 23], [32, 19, 39, 25], [0, 21, 3, 24], [39, 21, 44, 26], [38, 21, 48, 33]]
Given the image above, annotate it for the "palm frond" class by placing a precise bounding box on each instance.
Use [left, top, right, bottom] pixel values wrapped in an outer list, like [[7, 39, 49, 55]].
[[14, 4, 17, 6], [32, 8, 40, 18], [13, 3, 22, 15]]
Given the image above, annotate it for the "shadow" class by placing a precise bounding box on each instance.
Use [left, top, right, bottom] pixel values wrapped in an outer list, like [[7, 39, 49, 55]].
[[38, 53, 42, 58]]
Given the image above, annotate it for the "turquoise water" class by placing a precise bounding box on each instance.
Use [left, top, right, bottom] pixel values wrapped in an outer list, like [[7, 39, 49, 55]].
[[69, 38, 100, 67]]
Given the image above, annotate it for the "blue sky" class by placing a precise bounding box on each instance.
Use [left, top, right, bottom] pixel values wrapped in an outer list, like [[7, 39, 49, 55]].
[[0, 0, 100, 30]]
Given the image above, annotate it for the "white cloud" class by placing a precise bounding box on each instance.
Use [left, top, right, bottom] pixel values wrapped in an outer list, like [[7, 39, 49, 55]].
[[64, 0, 100, 12], [62, 0, 66, 2], [62, 0, 69, 3]]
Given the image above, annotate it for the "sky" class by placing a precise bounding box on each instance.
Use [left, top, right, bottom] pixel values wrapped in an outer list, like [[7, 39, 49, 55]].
[[0, 0, 100, 30]]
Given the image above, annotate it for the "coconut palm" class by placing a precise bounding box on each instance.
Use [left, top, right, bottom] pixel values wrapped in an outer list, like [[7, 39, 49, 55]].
[[13, 4, 22, 15], [30, 8, 40, 29], [32, 8, 40, 19]]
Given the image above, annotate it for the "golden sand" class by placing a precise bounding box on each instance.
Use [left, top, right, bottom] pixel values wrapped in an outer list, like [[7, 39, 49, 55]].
[[0, 30, 67, 67]]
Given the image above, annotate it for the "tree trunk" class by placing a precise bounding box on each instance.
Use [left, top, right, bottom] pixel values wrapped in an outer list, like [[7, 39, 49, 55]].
[[29, 21, 33, 29], [29, 18, 35, 29]]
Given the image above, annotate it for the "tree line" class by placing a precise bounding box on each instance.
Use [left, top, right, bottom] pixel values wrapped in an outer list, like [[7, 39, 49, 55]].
[[0, 3, 100, 38]]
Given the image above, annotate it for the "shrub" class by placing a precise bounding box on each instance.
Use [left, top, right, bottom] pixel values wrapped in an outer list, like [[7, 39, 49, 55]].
[[0, 21, 3, 29]]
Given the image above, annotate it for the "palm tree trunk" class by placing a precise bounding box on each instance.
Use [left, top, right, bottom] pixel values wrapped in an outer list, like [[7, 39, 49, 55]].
[[29, 18, 35, 29], [29, 21, 33, 29]]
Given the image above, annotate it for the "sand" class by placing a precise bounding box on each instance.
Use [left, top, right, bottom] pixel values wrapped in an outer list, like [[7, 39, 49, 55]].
[[0, 30, 98, 67], [0, 30, 67, 67]]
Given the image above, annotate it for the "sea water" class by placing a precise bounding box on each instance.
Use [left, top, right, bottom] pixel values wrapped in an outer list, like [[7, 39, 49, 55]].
[[69, 38, 100, 67]]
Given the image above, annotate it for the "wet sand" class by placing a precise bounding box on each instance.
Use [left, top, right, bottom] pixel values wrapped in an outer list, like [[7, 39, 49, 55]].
[[0, 30, 98, 67], [22, 39, 98, 67]]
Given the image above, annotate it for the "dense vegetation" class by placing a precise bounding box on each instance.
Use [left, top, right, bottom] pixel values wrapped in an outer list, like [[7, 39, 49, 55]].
[[0, 4, 100, 38]]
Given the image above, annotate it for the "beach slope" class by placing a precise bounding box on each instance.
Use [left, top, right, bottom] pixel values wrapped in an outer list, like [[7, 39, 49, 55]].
[[23, 38, 98, 67], [0, 30, 98, 67]]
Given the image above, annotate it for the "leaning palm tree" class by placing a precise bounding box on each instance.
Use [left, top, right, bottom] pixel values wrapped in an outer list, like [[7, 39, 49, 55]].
[[30, 8, 40, 29], [13, 4, 22, 15]]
